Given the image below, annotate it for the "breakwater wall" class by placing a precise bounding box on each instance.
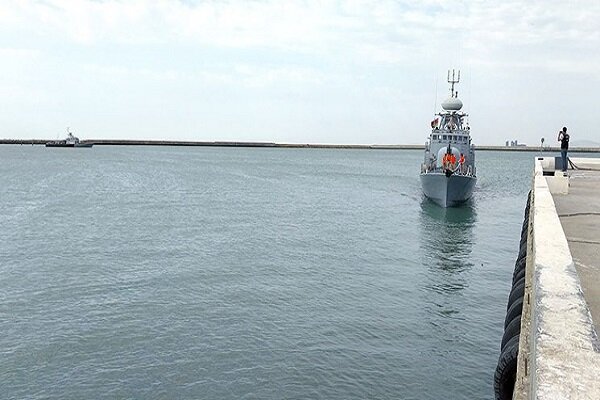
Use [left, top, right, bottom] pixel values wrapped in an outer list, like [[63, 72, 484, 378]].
[[1, 139, 599, 152], [0, 139, 419, 149]]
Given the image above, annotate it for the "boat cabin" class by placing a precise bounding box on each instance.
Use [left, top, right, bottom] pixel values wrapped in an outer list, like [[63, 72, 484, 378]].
[[422, 86, 475, 176]]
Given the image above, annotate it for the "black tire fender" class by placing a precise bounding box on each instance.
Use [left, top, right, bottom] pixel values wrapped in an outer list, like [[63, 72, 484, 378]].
[[512, 267, 526, 286], [505, 297, 524, 329], [501, 315, 522, 350], [513, 257, 526, 276], [494, 335, 520, 400], [520, 223, 528, 238], [513, 257, 526, 283], [520, 232, 528, 247], [507, 279, 526, 309], [517, 244, 527, 263]]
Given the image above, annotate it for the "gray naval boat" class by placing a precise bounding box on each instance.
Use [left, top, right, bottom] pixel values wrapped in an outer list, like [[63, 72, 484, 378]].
[[420, 70, 476, 207], [46, 128, 93, 148]]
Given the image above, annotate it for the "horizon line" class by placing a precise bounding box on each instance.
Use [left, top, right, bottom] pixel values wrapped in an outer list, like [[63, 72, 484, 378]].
[[1, 139, 600, 152]]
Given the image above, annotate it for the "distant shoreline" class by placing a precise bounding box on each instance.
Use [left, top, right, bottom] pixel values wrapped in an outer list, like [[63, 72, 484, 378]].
[[1, 139, 599, 152]]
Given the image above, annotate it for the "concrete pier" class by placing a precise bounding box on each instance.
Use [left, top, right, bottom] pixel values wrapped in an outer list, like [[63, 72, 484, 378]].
[[514, 157, 600, 399]]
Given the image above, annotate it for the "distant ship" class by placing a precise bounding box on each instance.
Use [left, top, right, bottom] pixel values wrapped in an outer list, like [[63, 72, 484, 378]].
[[420, 70, 476, 207], [46, 128, 93, 148]]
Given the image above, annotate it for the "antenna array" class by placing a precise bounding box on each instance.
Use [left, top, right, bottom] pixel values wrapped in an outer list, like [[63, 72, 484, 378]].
[[447, 69, 460, 98]]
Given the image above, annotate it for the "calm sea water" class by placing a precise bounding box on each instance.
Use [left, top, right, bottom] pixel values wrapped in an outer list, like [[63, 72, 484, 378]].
[[0, 145, 552, 399]]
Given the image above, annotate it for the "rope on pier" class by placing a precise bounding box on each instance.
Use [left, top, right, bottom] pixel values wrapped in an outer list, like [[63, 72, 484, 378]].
[[558, 212, 600, 218], [568, 158, 596, 171]]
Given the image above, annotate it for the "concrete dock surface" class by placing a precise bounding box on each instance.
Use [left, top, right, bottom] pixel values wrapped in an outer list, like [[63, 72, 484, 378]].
[[553, 163, 600, 336]]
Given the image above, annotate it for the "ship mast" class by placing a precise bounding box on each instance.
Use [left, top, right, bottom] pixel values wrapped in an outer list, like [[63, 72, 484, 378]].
[[447, 70, 460, 98]]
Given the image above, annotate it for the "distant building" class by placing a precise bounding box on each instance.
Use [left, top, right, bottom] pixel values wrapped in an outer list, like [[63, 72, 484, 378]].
[[506, 140, 527, 147]]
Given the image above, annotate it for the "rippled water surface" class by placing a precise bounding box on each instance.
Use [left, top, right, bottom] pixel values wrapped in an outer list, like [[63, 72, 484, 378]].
[[1, 146, 541, 399]]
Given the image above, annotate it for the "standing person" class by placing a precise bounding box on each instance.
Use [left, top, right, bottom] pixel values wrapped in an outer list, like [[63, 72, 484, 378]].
[[459, 153, 465, 174], [557, 127, 570, 172], [450, 152, 457, 170]]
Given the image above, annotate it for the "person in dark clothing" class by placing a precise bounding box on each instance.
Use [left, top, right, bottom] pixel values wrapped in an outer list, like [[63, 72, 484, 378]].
[[557, 127, 570, 172]]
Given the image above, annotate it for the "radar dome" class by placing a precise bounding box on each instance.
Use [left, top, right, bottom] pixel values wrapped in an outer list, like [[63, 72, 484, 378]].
[[441, 97, 463, 111]]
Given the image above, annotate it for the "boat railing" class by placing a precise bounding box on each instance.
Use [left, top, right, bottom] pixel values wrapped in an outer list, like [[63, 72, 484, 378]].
[[421, 163, 474, 177]]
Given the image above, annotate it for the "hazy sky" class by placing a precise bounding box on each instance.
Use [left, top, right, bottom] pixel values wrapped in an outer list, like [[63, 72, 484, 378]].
[[1, 0, 599, 145]]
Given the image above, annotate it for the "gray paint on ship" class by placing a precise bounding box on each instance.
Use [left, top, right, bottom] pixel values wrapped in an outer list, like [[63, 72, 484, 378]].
[[420, 172, 477, 207], [420, 71, 476, 207]]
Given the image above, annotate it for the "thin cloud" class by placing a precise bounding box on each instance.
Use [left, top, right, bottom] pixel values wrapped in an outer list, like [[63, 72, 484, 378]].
[[0, 0, 599, 143]]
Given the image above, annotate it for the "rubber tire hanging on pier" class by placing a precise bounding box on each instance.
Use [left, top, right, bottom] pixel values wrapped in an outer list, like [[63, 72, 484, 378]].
[[512, 258, 526, 282], [495, 335, 520, 400], [507, 278, 525, 309], [495, 190, 531, 400], [504, 297, 523, 329], [501, 315, 522, 350]]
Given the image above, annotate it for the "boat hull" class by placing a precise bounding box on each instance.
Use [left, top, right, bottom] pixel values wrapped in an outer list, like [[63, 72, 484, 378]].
[[420, 172, 476, 207]]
